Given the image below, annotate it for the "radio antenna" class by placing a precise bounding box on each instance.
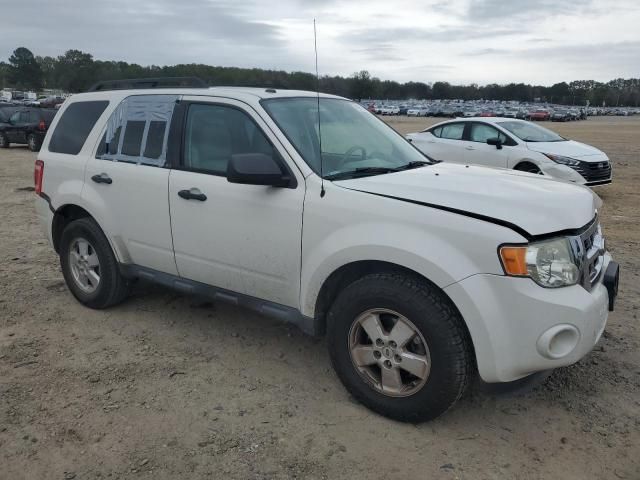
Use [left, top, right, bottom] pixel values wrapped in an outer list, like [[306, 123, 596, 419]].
[[314, 19, 325, 198]]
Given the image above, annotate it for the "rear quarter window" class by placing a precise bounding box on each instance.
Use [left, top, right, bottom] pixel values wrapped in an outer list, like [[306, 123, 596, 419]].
[[48, 101, 109, 155]]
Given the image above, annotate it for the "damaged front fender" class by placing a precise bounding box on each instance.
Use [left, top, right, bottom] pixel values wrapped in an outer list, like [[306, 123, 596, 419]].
[[539, 162, 586, 184]]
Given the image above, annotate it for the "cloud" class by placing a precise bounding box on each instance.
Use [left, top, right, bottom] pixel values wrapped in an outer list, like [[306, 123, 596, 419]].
[[467, 0, 596, 20], [0, 0, 639, 85]]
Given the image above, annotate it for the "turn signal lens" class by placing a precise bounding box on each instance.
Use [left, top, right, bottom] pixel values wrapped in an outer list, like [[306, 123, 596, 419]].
[[499, 246, 527, 276]]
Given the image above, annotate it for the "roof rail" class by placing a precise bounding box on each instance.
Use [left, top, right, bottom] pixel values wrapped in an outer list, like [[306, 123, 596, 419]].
[[87, 77, 208, 92]]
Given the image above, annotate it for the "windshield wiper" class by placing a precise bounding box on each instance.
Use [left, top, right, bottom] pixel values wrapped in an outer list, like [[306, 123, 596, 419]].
[[325, 167, 400, 180], [397, 160, 431, 170]]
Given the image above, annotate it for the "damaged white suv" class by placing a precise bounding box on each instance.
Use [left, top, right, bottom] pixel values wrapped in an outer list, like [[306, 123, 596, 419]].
[[35, 79, 619, 422]]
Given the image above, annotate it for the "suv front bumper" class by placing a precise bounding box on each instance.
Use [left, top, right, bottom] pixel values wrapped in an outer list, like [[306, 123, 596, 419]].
[[444, 253, 617, 383]]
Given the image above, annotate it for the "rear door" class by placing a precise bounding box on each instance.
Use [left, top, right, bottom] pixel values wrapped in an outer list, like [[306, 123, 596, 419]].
[[426, 122, 467, 163], [6, 110, 28, 143], [82, 94, 178, 275], [462, 122, 511, 168], [168, 97, 305, 307]]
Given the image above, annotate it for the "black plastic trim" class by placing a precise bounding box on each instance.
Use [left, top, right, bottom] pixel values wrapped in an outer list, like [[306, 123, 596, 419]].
[[166, 100, 186, 169], [603, 261, 619, 311], [38, 192, 55, 213], [119, 264, 318, 336], [88, 77, 207, 92]]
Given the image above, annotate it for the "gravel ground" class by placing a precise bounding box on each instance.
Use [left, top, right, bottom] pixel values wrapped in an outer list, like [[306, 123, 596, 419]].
[[1, 116, 639, 479]]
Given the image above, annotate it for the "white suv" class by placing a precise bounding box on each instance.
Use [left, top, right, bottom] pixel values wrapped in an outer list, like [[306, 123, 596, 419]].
[[35, 79, 619, 422]]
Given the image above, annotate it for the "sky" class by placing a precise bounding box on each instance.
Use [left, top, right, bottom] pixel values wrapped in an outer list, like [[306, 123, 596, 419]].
[[2, 0, 640, 86]]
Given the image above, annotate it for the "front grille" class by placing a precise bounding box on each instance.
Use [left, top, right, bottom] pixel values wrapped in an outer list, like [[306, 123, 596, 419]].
[[570, 218, 605, 291], [572, 160, 612, 183]]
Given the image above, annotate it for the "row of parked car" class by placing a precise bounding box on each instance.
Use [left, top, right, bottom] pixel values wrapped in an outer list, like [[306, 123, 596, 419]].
[[0, 104, 58, 151], [368, 101, 638, 120], [1, 91, 66, 109]]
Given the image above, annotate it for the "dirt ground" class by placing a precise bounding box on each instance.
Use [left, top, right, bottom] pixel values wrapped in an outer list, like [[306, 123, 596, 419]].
[[1, 116, 639, 480]]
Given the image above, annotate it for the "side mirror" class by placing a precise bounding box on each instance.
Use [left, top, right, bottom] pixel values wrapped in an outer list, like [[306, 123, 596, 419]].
[[227, 153, 292, 188], [486, 137, 503, 150]]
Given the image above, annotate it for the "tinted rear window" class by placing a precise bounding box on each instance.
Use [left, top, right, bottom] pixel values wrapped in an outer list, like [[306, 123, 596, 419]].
[[143, 120, 167, 159], [121, 120, 145, 157], [48, 101, 109, 155]]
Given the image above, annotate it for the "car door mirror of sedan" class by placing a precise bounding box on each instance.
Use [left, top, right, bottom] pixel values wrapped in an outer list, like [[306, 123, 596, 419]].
[[227, 153, 293, 188], [486, 137, 503, 149]]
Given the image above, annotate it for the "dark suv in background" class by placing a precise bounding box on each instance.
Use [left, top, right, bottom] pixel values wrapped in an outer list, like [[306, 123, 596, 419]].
[[0, 107, 57, 151]]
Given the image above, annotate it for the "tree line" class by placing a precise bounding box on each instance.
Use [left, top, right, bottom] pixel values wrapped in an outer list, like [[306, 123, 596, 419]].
[[1, 47, 639, 107]]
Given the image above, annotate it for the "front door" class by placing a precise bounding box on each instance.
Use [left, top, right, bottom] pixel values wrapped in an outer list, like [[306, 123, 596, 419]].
[[462, 122, 511, 168], [168, 97, 305, 308]]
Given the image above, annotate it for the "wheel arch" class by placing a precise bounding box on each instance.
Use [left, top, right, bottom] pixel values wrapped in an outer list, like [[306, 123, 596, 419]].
[[51, 204, 125, 263], [513, 158, 545, 173], [52, 204, 93, 253], [312, 260, 472, 346]]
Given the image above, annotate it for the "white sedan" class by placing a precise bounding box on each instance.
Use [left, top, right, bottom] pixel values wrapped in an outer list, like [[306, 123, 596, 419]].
[[407, 118, 612, 186], [379, 105, 400, 115]]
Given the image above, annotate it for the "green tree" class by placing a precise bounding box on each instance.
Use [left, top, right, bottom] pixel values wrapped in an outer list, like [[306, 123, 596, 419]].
[[350, 70, 374, 101], [36, 55, 57, 89], [55, 49, 97, 92], [8, 47, 43, 90], [0, 61, 10, 88]]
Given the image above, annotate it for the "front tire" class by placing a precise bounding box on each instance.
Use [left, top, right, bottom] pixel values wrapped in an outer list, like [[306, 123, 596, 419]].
[[515, 162, 542, 175], [60, 218, 129, 309], [0, 132, 9, 148], [327, 273, 473, 422]]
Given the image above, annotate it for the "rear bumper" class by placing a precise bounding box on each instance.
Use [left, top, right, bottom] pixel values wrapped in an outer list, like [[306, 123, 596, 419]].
[[445, 253, 615, 383], [35, 195, 54, 248]]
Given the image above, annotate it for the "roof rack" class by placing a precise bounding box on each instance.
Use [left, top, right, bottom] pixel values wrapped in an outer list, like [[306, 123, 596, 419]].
[[87, 77, 208, 92]]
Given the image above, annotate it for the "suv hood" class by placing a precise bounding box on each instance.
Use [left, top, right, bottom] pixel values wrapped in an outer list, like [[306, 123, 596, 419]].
[[335, 163, 598, 238], [525, 140, 608, 161]]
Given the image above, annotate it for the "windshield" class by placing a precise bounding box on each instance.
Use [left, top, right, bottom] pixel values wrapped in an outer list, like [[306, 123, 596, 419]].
[[262, 97, 432, 179], [497, 120, 566, 142]]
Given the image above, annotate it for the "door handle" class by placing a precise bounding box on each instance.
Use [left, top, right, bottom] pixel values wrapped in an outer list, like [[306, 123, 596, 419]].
[[178, 188, 207, 201], [91, 173, 112, 184]]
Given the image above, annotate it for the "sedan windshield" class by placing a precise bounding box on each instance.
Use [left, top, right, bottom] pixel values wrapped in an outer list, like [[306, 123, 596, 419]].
[[262, 97, 432, 179], [498, 121, 566, 142]]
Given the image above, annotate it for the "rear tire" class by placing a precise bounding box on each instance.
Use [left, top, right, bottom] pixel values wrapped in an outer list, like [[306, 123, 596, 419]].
[[327, 273, 473, 422], [27, 133, 40, 152], [60, 218, 129, 309], [0, 133, 9, 148]]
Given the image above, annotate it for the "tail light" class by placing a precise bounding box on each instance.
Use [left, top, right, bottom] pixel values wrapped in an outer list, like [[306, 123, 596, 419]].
[[38, 119, 46, 131], [34, 159, 44, 195]]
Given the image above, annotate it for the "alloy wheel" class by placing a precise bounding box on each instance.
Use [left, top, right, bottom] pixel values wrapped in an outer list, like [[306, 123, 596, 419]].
[[348, 308, 431, 397], [69, 237, 101, 293]]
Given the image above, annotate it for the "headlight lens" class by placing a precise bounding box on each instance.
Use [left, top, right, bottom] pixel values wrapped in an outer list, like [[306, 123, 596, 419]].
[[543, 153, 581, 167], [500, 238, 579, 288]]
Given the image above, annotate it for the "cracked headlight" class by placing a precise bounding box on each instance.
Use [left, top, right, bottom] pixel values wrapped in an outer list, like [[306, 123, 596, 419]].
[[499, 238, 580, 288]]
